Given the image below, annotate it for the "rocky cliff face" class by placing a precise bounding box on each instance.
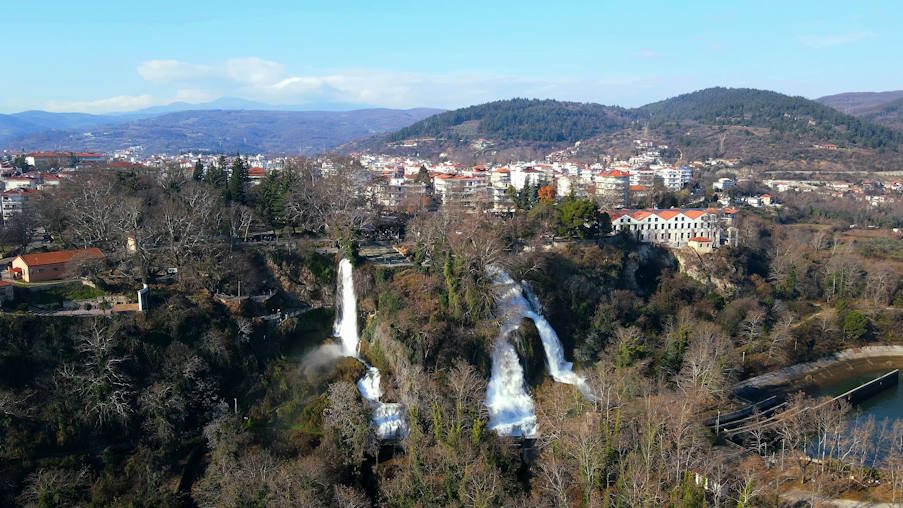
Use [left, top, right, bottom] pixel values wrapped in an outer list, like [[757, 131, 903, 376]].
[[266, 256, 335, 308], [673, 248, 738, 295]]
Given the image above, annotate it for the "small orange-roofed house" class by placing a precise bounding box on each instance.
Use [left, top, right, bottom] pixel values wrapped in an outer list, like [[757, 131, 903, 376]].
[[11, 248, 105, 282]]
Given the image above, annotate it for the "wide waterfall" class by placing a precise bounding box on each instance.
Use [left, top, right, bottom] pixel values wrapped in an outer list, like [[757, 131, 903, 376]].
[[333, 258, 407, 440], [485, 266, 593, 437]]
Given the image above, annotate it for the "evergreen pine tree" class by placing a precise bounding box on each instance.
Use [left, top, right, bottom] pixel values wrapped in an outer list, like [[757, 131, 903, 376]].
[[192, 159, 204, 181], [205, 156, 227, 188], [228, 154, 248, 203]]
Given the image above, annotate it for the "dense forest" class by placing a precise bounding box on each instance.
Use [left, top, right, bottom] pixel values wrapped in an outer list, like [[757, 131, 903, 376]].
[[386, 98, 637, 144], [859, 97, 903, 132], [639, 88, 903, 150], [377, 89, 903, 165], [1, 158, 903, 506]]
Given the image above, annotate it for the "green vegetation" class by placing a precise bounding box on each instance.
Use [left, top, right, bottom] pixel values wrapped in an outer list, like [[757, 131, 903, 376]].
[[859, 237, 903, 261], [11, 282, 105, 307], [388, 98, 636, 143], [2, 155, 903, 506], [641, 87, 903, 150]]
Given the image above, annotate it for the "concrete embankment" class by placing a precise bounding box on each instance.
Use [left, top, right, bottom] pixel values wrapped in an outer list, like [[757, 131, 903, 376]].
[[735, 345, 903, 393]]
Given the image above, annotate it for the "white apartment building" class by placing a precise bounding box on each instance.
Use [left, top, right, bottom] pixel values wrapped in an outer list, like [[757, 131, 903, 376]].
[[713, 178, 735, 191], [2, 176, 38, 191], [628, 168, 655, 188], [490, 168, 514, 212], [433, 174, 489, 210], [510, 167, 545, 191], [594, 170, 630, 208], [608, 208, 738, 249], [1, 188, 35, 223], [654, 166, 693, 191]]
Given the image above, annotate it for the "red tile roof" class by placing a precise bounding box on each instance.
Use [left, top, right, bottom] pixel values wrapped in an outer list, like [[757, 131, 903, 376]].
[[17, 248, 104, 267]]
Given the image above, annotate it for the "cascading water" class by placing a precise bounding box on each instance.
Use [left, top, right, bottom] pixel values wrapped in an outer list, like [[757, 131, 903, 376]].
[[485, 267, 539, 437], [333, 258, 407, 440], [522, 283, 594, 398], [335, 258, 360, 357], [484, 267, 594, 437], [486, 339, 539, 437]]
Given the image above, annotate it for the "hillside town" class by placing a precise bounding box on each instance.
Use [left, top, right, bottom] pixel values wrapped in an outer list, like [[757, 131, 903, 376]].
[[2, 140, 902, 258]]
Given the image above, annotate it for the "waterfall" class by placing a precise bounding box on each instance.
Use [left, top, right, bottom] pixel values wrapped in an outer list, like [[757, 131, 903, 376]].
[[486, 339, 539, 437], [484, 267, 593, 436], [522, 283, 593, 398], [485, 266, 538, 437], [334, 258, 360, 356], [333, 258, 407, 440]]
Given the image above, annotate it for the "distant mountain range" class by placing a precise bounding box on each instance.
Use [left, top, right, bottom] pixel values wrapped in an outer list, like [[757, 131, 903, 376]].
[[1, 107, 443, 154], [817, 90, 903, 131], [5, 88, 903, 168]]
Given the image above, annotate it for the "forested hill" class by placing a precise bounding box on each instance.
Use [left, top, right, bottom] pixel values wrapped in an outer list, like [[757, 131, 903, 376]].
[[365, 89, 903, 164], [639, 87, 903, 150], [817, 91, 903, 132], [385, 98, 637, 144], [857, 97, 903, 132]]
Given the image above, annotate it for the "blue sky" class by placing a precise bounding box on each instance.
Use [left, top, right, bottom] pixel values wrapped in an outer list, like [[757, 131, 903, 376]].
[[2, 0, 900, 113]]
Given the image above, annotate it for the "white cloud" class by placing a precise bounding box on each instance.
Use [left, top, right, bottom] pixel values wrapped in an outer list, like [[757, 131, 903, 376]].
[[798, 31, 875, 48], [138, 60, 212, 83], [58, 57, 663, 113], [137, 57, 285, 86], [224, 57, 285, 85], [43, 94, 158, 113]]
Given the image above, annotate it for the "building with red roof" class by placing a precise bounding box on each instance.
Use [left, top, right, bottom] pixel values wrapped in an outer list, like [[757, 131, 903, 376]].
[[248, 167, 266, 185], [607, 208, 738, 249], [11, 248, 105, 283]]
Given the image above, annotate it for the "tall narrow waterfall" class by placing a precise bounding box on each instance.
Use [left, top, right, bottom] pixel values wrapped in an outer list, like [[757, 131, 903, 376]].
[[333, 258, 407, 440], [485, 267, 539, 437], [335, 258, 360, 356], [484, 267, 593, 437]]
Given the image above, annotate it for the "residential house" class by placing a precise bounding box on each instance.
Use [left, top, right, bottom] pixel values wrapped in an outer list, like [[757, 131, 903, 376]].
[[713, 178, 735, 191], [11, 248, 105, 283]]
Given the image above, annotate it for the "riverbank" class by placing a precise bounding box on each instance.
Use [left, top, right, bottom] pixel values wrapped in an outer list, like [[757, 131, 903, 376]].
[[735, 345, 903, 394]]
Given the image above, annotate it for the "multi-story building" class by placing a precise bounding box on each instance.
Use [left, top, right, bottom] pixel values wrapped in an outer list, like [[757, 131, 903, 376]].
[[654, 165, 693, 191], [595, 170, 630, 208], [372, 176, 429, 210], [1, 175, 38, 191], [433, 174, 489, 210], [628, 167, 655, 188], [489, 168, 514, 212], [1, 188, 36, 223], [607, 208, 738, 249], [510, 167, 545, 191], [713, 178, 735, 191]]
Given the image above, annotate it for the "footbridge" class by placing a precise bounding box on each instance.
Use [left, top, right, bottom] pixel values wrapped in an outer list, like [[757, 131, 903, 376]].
[[710, 369, 899, 438]]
